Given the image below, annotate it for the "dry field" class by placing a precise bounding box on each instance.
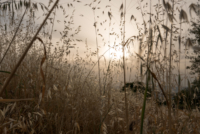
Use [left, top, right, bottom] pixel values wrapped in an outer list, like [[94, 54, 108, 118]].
[[0, 0, 200, 133]]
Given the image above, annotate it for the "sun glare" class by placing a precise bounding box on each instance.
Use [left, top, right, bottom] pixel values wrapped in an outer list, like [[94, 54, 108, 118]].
[[109, 44, 129, 60]]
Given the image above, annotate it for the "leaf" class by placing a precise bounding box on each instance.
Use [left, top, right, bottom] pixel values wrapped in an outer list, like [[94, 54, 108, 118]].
[[130, 15, 135, 21], [10, 102, 16, 113], [163, 0, 172, 12], [20, 0, 22, 7], [0, 98, 35, 103], [15, 2, 17, 10], [108, 11, 112, 20], [40, 4, 44, 11], [0, 71, 17, 76], [178, 36, 181, 50], [74, 122, 80, 133], [167, 13, 176, 23], [148, 69, 169, 106], [44, 6, 48, 11], [120, 12, 123, 19], [101, 122, 107, 134], [119, 3, 123, 12], [162, 24, 170, 32], [185, 38, 193, 48], [162, 0, 166, 7], [33, 3, 38, 10], [165, 2, 172, 12], [135, 52, 145, 61], [53, 85, 58, 91], [0, 109, 5, 118], [33, 112, 43, 117], [157, 26, 163, 43], [158, 34, 162, 44], [47, 90, 52, 99], [156, 34, 160, 48], [189, 3, 198, 17], [140, 63, 143, 76], [36, 37, 46, 99], [37, 93, 42, 106], [179, 9, 189, 23], [94, 22, 97, 27]]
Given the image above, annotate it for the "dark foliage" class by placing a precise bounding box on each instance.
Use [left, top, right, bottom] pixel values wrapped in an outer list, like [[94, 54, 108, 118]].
[[190, 20, 200, 45], [187, 17, 200, 75], [121, 81, 152, 97], [187, 52, 200, 75], [173, 78, 200, 110]]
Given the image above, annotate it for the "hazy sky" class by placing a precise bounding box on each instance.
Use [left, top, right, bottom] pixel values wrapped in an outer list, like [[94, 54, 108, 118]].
[[1, 0, 199, 83], [30, 0, 198, 59], [25, 0, 199, 81]]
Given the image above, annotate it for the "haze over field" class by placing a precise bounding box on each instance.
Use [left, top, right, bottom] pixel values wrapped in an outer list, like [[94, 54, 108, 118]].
[[1, 0, 200, 133], [30, 0, 199, 80]]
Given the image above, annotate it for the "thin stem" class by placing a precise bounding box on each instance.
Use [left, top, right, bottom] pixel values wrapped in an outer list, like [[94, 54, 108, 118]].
[[93, 10, 101, 96], [122, 0, 129, 129], [140, 0, 151, 133], [177, 13, 182, 119], [45, 8, 57, 81], [168, 0, 175, 133]]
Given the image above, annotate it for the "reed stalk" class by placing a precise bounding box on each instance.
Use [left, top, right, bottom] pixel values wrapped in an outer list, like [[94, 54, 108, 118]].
[[140, 0, 152, 133], [122, 0, 129, 130], [168, 0, 175, 133]]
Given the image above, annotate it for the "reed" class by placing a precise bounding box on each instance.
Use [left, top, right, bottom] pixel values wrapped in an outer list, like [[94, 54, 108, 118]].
[[0, 0, 200, 133]]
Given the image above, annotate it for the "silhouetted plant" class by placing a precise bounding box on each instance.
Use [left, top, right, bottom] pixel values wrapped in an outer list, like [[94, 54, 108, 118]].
[[121, 81, 152, 97]]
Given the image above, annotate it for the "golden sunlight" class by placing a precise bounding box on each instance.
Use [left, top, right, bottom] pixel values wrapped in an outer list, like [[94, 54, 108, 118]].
[[109, 44, 129, 60]]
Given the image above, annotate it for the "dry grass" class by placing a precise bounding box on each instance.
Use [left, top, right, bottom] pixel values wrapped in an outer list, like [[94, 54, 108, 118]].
[[0, 0, 200, 134], [1, 87, 200, 133]]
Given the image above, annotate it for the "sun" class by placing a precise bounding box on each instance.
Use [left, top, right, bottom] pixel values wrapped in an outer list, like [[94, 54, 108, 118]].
[[109, 44, 129, 60]]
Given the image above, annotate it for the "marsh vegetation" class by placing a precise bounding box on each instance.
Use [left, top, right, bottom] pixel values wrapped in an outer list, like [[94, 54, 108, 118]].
[[0, 0, 200, 133]]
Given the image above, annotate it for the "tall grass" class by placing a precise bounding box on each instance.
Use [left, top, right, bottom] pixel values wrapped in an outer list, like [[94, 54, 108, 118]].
[[0, 0, 200, 133]]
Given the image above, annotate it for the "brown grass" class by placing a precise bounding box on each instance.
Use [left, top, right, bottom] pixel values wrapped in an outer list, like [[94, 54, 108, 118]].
[[0, 0, 200, 134]]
